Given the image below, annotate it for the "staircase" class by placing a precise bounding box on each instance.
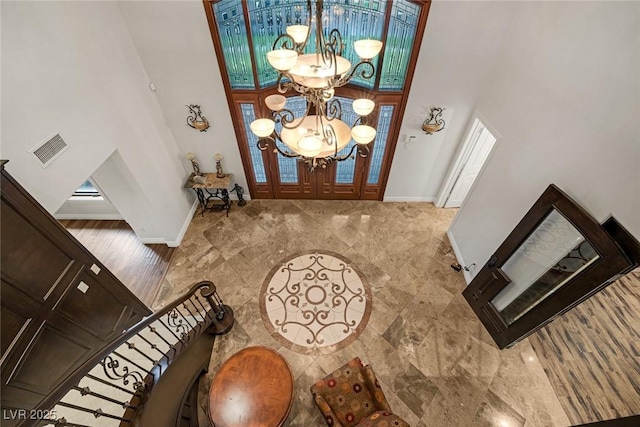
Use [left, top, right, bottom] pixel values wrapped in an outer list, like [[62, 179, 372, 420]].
[[43, 281, 233, 427]]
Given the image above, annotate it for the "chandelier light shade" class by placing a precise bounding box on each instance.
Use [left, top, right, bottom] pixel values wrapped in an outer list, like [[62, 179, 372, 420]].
[[248, 0, 383, 171], [250, 118, 276, 138], [353, 40, 384, 60]]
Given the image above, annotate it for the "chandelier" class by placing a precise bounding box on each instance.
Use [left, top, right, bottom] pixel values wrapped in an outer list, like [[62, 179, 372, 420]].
[[249, 0, 383, 171]]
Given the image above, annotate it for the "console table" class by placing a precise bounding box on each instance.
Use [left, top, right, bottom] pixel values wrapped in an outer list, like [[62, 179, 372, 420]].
[[184, 173, 232, 217], [208, 346, 294, 427]]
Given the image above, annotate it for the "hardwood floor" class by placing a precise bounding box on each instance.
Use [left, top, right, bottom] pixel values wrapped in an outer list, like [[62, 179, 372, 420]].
[[59, 220, 174, 307], [529, 269, 640, 423]]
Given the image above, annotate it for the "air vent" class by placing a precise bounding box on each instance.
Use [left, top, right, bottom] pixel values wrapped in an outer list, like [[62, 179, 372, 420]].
[[31, 134, 69, 167]]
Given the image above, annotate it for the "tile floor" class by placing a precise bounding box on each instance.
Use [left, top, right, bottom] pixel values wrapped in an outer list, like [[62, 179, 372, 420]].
[[260, 251, 372, 355], [153, 200, 571, 427]]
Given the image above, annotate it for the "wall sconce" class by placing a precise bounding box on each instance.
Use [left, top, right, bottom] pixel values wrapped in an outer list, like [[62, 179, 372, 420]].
[[422, 107, 446, 135], [186, 104, 210, 132], [185, 152, 202, 176]]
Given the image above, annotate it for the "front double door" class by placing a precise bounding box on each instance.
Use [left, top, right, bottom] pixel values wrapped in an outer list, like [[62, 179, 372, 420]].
[[232, 91, 399, 200]]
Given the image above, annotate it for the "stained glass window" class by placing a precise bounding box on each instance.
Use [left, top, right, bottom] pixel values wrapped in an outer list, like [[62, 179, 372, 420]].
[[367, 105, 394, 184], [378, 0, 420, 91], [247, 1, 309, 88], [274, 96, 307, 183], [214, 0, 255, 89], [318, 0, 387, 89], [241, 104, 268, 183], [334, 96, 357, 184], [247, 1, 386, 89]]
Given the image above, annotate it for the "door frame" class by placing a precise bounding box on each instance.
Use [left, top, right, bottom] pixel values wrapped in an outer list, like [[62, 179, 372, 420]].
[[435, 111, 501, 208]]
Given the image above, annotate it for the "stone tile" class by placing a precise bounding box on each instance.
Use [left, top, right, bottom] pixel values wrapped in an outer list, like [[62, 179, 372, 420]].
[[393, 363, 439, 418], [153, 201, 577, 427], [421, 366, 489, 427], [470, 390, 526, 427]]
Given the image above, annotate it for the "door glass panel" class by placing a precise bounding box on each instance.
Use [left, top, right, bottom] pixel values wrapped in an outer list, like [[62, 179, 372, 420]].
[[274, 96, 307, 183], [334, 97, 357, 184], [379, 0, 420, 91], [367, 105, 394, 184], [213, 0, 255, 89], [491, 209, 599, 325], [240, 104, 268, 183]]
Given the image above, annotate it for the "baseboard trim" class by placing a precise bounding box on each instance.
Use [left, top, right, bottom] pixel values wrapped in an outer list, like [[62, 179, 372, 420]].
[[54, 214, 124, 220], [138, 200, 197, 247], [446, 229, 472, 284], [382, 196, 436, 202], [139, 237, 168, 245], [165, 200, 198, 248]]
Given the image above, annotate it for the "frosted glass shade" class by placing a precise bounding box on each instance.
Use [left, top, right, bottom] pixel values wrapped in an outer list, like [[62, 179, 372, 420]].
[[267, 49, 298, 71], [297, 134, 323, 152], [280, 116, 351, 157], [265, 94, 286, 111], [353, 99, 375, 116], [351, 125, 376, 145], [288, 54, 351, 88], [250, 118, 275, 138], [286, 25, 309, 44], [354, 39, 383, 60], [322, 88, 335, 101]]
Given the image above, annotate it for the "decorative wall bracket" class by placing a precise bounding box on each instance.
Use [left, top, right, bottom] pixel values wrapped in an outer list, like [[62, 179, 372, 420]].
[[422, 107, 446, 135], [186, 104, 210, 132]]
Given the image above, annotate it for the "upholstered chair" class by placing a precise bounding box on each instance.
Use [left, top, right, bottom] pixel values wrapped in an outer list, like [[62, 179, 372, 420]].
[[310, 357, 409, 427]]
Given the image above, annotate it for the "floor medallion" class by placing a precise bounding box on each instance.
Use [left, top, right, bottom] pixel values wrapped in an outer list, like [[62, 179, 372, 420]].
[[259, 251, 372, 355]]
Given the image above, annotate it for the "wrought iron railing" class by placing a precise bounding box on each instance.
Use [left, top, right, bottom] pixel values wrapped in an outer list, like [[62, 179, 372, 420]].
[[40, 281, 233, 427]]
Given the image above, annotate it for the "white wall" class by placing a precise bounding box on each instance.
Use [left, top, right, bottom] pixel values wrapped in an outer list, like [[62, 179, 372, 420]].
[[54, 198, 122, 220], [115, 0, 517, 202], [116, 0, 249, 193], [385, 1, 522, 201], [1, 1, 194, 244], [449, 1, 640, 278]]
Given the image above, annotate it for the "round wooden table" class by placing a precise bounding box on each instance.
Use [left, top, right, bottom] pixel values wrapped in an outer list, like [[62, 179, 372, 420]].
[[208, 346, 294, 427]]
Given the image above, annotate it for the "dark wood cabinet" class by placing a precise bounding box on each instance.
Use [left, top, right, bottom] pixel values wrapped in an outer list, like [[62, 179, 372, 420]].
[[0, 161, 151, 417]]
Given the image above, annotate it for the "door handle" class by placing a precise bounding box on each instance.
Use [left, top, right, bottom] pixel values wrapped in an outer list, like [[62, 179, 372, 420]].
[[487, 255, 498, 268]]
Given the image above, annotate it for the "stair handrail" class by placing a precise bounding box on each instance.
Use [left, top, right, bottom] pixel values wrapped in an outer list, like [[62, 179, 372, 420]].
[[39, 280, 234, 426]]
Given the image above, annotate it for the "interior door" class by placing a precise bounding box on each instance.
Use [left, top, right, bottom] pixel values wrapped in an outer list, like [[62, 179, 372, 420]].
[[462, 184, 634, 349], [444, 122, 497, 208]]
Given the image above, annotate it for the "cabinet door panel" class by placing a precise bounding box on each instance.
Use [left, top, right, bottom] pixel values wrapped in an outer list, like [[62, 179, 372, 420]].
[[0, 164, 151, 415]]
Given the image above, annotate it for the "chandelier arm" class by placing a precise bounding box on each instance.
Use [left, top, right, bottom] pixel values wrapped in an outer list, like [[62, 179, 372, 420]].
[[357, 144, 371, 158], [327, 29, 344, 57], [352, 115, 371, 127], [333, 60, 375, 88], [275, 72, 299, 94], [330, 143, 359, 162], [325, 98, 343, 121], [256, 136, 300, 159], [272, 102, 312, 130], [272, 33, 296, 51], [295, 0, 313, 53], [321, 121, 337, 148]]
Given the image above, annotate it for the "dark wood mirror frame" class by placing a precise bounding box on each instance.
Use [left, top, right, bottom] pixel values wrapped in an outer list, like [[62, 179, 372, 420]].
[[462, 184, 640, 349]]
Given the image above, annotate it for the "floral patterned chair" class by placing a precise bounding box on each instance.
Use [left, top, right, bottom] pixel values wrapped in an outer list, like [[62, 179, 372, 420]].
[[310, 357, 409, 427]]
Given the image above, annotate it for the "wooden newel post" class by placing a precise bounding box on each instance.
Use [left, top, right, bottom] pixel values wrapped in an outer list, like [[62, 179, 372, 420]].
[[198, 281, 234, 335]]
